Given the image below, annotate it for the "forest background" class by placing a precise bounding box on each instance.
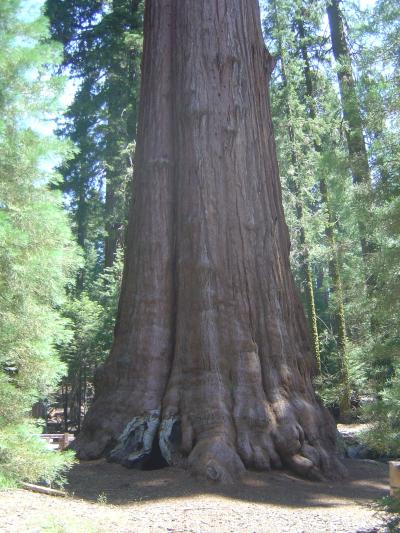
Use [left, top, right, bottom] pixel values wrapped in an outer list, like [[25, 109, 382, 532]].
[[0, 0, 399, 486]]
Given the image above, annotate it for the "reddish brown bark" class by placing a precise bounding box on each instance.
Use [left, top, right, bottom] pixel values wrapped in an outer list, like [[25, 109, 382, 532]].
[[75, 0, 344, 483]]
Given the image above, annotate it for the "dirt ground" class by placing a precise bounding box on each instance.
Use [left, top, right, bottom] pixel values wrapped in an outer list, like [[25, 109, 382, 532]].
[[0, 458, 395, 533]]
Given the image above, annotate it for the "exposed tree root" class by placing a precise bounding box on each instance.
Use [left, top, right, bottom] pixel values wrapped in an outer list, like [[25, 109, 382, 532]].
[[75, 390, 346, 483]]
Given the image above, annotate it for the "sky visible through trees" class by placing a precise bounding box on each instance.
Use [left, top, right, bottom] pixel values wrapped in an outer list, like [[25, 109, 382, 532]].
[[33, 0, 377, 136]]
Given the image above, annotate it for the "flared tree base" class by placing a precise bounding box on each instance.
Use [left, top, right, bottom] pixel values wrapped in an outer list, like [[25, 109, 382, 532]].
[[74, 380, 346, 483]]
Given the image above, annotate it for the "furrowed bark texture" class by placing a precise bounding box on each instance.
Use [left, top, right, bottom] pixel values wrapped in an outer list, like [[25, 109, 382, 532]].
[[75, 0, 344, 483]]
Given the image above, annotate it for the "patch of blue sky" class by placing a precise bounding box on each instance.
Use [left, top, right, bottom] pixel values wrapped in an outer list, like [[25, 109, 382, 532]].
[[25, 0, 378, 174], [18, 0, 45, 22], [359, 0, 376, 7], [15, 1, 79, 173]]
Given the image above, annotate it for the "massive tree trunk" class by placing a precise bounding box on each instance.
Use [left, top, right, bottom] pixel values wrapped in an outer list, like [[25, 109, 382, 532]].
[[75, 0, 344, 483]]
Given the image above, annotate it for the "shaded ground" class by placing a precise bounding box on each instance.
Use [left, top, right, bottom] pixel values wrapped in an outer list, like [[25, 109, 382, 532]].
[[0, 458, 393, 532]]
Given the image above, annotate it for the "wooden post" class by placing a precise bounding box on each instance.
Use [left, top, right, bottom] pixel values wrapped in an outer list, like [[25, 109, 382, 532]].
[[389, 461, 400, 497], [77, 366, 82, 432], [63, 381, 69, 433], [61, 433, 69, 450]]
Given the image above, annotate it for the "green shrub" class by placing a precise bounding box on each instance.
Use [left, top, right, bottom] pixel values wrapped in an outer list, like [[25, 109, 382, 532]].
[[361, 370, 400, 456], [0, 422, 75, 489]]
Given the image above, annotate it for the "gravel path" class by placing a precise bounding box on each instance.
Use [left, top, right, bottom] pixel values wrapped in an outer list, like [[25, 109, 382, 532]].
[[0, 459, 393, 532]]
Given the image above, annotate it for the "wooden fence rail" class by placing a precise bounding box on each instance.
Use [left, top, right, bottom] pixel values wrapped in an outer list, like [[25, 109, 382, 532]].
[[34, 433, 72, 451]]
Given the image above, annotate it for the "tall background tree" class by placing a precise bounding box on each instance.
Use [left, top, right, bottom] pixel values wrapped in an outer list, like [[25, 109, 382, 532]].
[[264, 0, 356, 417], [354, 0, 400, 454], [45, 0, 143, 431], [263, 0, 400, 445]]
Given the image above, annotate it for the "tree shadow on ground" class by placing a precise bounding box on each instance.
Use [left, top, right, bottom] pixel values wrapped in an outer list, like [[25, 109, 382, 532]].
[[66, 457, 389, 509]]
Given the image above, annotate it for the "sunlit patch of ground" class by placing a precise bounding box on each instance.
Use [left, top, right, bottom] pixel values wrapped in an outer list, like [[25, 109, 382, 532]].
[[0, 458, 392, 533]]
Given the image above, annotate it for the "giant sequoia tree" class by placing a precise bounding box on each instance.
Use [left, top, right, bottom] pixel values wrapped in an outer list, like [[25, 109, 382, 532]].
[[75, 0, 344, 482]]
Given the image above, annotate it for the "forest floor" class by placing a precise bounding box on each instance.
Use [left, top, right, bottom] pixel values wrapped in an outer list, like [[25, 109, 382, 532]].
[[0, 456, 395, 533]]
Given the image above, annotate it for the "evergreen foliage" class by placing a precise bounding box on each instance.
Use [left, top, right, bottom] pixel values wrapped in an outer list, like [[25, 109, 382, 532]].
[[263, 0, 356, 414], [0, 0, 78, 487], [264, 0, 400, 448], [45, 0, 143, 264], [44, 0, 143, 429], [58, 249, 123, 430], [355, 0, 400, 452]]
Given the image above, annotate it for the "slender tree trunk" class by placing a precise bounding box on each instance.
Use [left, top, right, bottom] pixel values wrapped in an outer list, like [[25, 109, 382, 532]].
[[303, 259, 321, 372], [82, 364, 87, 417], [327, 0, 374, 262], [287, 148, 321, 373], [76, 173, 88, 291], [327, 0, 370, 187], [104, 176, 120, 269], [273, 3, 321, 371], [319, 180, 351, 417], [296, 16, 351, 416], [286, 138, 321, 373], [327, 0, 378, 345], [104, 0, 123, 270], [103, 41, 126, 268], [75, 0, 344, 482], [316, 266, 329, 311]]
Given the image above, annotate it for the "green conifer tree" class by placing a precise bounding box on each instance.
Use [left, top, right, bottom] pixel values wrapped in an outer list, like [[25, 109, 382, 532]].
[[0, 0, 78, 487]]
